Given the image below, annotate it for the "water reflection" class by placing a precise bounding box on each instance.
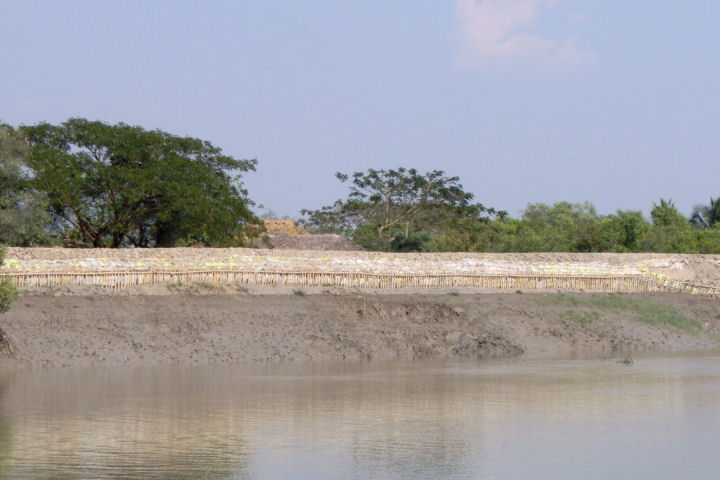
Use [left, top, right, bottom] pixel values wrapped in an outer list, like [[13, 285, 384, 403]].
[[0, 357, 719, 479]]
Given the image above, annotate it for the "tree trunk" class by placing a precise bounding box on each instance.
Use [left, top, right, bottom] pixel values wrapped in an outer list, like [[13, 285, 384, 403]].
[[112, 231, 124, 248]]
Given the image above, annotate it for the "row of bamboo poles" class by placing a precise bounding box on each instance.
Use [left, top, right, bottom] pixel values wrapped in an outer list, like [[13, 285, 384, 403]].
[[4, 270, 719, 297]]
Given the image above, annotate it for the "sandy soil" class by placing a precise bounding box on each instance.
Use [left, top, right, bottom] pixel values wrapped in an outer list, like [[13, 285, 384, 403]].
[[1, 290, 719, 368]]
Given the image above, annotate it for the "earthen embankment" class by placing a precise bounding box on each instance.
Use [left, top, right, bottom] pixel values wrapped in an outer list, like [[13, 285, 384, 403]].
[[3, 249, 720, 294], [2, 250, 719, 367]]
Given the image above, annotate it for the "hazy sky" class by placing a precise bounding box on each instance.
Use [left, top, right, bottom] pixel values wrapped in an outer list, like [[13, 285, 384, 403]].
[[2, 1, 718, 218]]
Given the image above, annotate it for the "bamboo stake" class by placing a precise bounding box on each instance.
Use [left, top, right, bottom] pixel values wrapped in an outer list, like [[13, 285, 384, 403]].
[[3, 270, 719, 297]]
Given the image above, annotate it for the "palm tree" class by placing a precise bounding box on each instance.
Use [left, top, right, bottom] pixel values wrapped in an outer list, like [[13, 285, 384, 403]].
[[651, 198, 686, 227], [690, 197, 720, 229]]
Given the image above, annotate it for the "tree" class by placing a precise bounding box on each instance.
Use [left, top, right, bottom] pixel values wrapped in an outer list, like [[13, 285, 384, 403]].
[[517, 202, 601, 252], [602, 210, 650, 252], [651, 198, 687, 227], [690, 197, 720, 229], [300, 168, 499, 251], [0, 124, 52, 246], [642, 199, 697, 252], [0, 245, 17, 314], [696, 227, 720, 254], [22, 118, 261, 247], [428, 204, 504, 252]]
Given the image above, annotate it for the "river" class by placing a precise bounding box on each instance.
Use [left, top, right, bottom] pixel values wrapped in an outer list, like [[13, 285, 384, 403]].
[[1, 355, 719, 479]]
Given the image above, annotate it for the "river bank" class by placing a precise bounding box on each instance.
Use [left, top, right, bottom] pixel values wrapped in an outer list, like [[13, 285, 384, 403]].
[[1, 289, 719, 367]]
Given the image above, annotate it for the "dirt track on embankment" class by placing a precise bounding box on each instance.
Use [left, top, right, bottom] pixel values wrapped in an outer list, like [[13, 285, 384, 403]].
[[2, 290, 719, 368], [4, 249, 720, 285]]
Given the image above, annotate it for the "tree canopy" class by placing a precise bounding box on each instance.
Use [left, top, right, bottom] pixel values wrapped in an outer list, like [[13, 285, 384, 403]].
[[691, 197, 720, 230], [300, 167, 501, 251], [1, 117, 718, 254], [651, 198, 687, 228], [21, 118, 261, 247], [0, 124, 51, 246]]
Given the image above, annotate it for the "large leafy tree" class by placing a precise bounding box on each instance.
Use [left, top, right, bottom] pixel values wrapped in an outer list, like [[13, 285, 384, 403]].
[[0, 124, 52, 246], [651, 198, 687, 227], [516, 202, 601, 252], [602, 210, 651, 252], [641, 199, 697, 253], [300, 167, 499, 251], [22, 118, 261, 247]]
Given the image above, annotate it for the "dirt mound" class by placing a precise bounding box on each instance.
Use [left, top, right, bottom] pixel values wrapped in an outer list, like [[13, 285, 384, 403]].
[[262, 233, 364, 251], [262, 220, 308, 236]]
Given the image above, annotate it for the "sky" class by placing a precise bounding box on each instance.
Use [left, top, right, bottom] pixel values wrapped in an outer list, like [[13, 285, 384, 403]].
[[1, 0, 718, 219]]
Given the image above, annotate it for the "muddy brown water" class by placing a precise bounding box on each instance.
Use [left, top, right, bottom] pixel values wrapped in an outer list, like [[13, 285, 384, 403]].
[[1, 355, 719, 479]]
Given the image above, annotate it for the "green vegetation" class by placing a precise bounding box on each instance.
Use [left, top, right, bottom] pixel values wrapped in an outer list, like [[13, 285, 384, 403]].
[[293, 289, 306, 297], [1, 118, 262, 247], [0, 125, 52, 246], [456, 199, 719, 254], [0, 246, 17, 314], [299, 167, 501, 251], [560, 309, 600, 325], [537, 294, 702, 333], [1, 115, 719, 254], [23, 118, 262, 247], [301, 186, 720, 253], [691, 197, 720, 229]]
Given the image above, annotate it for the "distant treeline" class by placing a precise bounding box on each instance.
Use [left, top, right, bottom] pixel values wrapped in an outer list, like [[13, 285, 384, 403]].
[[1, 119, 719, 253], [298, 170, 720, 254]]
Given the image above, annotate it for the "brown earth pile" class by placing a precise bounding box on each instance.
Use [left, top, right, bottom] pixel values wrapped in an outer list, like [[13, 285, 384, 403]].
[[259, 220, 363, 250], [262, 219, 309, 236], [260, 233, 365, 251]]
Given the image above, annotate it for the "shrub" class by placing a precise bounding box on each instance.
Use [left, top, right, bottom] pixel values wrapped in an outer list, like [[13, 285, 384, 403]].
[[0, 245, 17, 314]]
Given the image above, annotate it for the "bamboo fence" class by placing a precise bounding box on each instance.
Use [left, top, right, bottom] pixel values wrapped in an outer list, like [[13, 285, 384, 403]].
[[3, 270, 719, 297]]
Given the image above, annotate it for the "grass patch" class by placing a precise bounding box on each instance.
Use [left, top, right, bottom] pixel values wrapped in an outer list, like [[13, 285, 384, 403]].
[[448, 291, 459, 296], [632, 307, 701, 333], [195, 281, 224, 292], [536, 294, 701, 333], [293, 289, 306, 297], [560, 309, 600, 325], [168, 281, 225, 295]]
